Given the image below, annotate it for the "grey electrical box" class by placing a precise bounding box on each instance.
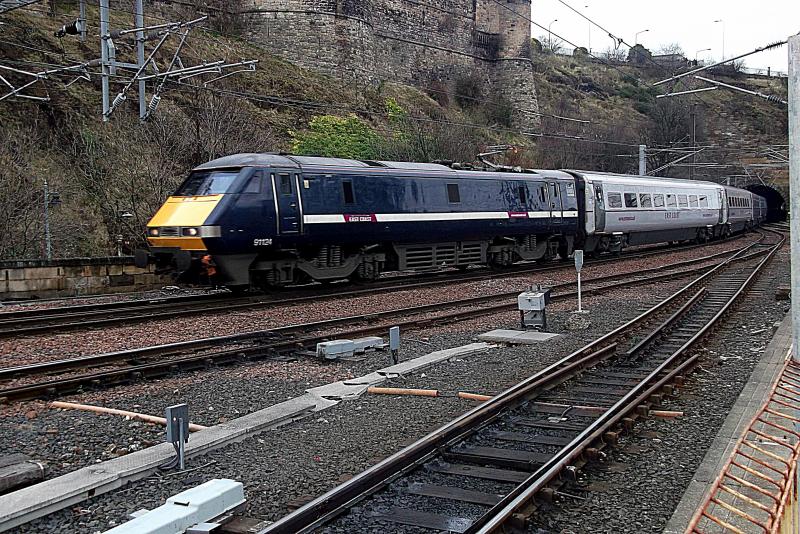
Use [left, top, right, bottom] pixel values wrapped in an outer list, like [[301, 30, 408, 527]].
[[316, 340, 355, 360], [389, 326, 400, 364], [518, 287, 551, 330], [165, 404, 189, 444]]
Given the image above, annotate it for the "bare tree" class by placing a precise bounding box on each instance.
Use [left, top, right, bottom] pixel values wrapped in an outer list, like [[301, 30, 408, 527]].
[[602, 47, 628, 62], [655, 43, 685, 57], [0, 129, 43, 259], [536, 34, 565, 55]]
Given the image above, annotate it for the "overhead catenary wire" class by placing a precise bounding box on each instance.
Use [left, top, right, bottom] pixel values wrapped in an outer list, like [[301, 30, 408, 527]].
[[3, 1, 786, 159], [9, 2, 593, 125], [518, 0, 789, 178]]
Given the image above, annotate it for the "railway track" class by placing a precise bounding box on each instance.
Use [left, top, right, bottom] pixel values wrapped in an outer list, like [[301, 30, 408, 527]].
[[0, 237, 772, 403], [0, 238, 748, 338], [256, 229, 784, 534]]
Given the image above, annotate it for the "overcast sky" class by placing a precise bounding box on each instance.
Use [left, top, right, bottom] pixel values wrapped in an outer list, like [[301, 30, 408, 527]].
[[532, 0, 799, 73]]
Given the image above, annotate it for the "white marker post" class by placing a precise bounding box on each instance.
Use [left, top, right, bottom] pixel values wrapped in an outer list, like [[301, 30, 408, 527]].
[[574, 249, 584, 312]]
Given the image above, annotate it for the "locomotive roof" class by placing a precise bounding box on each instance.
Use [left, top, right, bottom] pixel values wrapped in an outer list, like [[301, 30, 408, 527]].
[[194, 153, 574, 181]]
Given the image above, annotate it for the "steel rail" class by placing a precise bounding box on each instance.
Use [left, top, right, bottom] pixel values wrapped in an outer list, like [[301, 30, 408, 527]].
[[470, 230, 785, 533], [0, 238, 749, 338], [0, 246, 764, 392], [257, 232, 775, 534], [0, 261, 731, 403]]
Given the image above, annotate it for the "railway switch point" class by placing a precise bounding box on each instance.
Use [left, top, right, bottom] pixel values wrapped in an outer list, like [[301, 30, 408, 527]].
[[518, 286, 551, 330]]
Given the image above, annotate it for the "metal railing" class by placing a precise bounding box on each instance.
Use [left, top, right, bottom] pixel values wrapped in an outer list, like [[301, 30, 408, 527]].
[[686, 355, 800, 533]]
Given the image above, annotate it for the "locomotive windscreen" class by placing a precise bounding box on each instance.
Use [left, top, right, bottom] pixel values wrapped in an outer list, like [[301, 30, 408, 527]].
[[174, 169, 241, 196]]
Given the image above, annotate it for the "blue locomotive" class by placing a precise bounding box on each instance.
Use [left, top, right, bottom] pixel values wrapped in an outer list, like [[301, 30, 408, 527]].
[[137, 153, 765, 290]]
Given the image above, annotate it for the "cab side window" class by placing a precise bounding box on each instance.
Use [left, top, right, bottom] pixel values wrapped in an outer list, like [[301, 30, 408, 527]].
[[241, 171, 262, 194], [279, 174, 292, 195]]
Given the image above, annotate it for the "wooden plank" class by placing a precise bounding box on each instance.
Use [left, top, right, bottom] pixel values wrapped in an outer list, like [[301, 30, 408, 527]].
[[407, 483, 503, 506], [511, 416, 589, 431], [373, 507, 473, 533], [428, 462, 529, 483], [0, 461, 44, 493], [0, 454, 29, 470], [526, 402, 605, 417], [445, 446, 550, 471], [569, 385, 628, 396], [493, 431, 572, 447]]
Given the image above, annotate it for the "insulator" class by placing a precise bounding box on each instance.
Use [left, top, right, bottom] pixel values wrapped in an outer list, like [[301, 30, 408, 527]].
[[111, 93, 126, 108], [147, 94, 162, 114]]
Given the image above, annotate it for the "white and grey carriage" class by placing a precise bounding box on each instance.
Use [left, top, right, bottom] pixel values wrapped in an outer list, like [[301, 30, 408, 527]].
[[573, 171, 765, 254]]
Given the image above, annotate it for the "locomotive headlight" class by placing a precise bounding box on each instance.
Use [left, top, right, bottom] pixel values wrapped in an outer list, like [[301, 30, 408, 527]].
[[148, 228, 160, 237], [182, 227, 199, 237]]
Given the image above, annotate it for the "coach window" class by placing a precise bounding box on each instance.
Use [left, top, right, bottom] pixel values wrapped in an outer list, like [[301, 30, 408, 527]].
[[639, 193, 652, 208], [538, 185, 547, 205], [689, 195, 698, 208], [678, 195, 688, 208], [699, 195, 708, 208], [653, 194, 665, 208], [447, 183, 461, 203], [666, 194, 677, 208], [518, 185, 527, 205], [279, 174, 292, 195], [607, 192, 623, 208], [624, 193, 638, 208], [342, 181, 355, 204]]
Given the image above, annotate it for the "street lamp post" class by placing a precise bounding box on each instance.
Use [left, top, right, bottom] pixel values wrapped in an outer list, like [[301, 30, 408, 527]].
[[584, 5, 590, 52], [713, 19, 725, 60], [695, 47, 712, 62], [635, 29, 649, 45], [548, 19, 558, 52]]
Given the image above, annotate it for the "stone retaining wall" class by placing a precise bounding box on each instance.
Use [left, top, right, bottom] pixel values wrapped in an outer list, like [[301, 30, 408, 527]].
[[240, 0, 540, 128], [0, 257, 172, 300]]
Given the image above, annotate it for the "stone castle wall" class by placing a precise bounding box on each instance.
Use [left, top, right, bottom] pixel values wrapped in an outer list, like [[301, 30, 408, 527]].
[[239, 0, 540, 128]]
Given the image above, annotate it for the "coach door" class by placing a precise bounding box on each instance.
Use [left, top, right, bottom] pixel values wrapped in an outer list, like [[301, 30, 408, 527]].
[[548, 182, 563, 228], [271, 171, 302, 234]]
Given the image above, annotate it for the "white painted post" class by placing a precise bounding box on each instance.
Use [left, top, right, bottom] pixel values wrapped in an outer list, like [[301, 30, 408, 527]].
[[789, 33, 800, 361], [574, 250, 584, 312]]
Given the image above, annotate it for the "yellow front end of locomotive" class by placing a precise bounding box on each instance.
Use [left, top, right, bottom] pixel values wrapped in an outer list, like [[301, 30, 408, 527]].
[[145, 195, 224, 251]]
